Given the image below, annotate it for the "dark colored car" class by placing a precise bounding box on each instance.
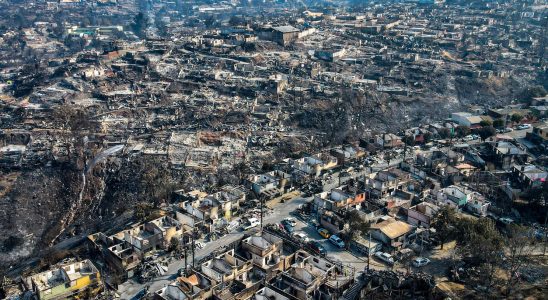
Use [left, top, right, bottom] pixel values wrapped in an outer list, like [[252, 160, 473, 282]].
[[281, 220, 294, 233], [308, 240, 327, 256]]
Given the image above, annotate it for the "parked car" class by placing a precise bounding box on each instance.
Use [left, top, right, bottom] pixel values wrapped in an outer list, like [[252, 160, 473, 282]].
[[374, 251, 395, 265], [281, 221, 294, 234], [463, 135, 474, 141], [308, 240, 327, 256], [317, 228, 331, 239], [243, 218, 260, 230], [281, 219, 294, 231], [329, 235, 345, 248], [516, 124, 531, 130], [503, 127, 513, 133], [412, 257, 430, 267], [293, 232, 309, 243], [284, 217, 297, 227]]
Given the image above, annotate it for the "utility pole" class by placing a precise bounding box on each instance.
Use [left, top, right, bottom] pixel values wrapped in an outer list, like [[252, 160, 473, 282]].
[[420, 231, 424, 257], [184, 243, 188, 274], [191, 227, 195, 267], [260, 196, 264, 229], [543, 207, 547, 256], [367, 232, 371, 271]]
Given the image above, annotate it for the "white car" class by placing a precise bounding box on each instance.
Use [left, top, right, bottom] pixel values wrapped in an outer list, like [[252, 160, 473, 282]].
[[375, 251, 395, 265], [244, 218, 260, 230], [284, 217, 297, 227], [292, 232, 309, 243], [412, 257, 430, 267], [329, 235, 345, 248]]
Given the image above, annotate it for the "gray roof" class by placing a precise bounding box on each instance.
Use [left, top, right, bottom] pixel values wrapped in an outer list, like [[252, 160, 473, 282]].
[[272, 25, 300, 33]]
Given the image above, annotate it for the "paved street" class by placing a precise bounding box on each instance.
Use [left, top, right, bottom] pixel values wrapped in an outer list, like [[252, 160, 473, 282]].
[[118, 196, 308, 299]]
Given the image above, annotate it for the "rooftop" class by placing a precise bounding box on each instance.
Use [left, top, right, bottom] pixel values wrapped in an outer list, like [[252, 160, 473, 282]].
[[371, 219, 413, 239]]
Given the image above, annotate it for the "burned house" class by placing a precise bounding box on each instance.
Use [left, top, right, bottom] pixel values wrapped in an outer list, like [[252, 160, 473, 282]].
[[87, 216, 183, 278], [258, 26, 300, 46], [269, 250, 351, 300], [485, 141, 528, 170], [364, 168, 411, 199], [153, 272, 214, 300], [201, 248, 256, 299], [240, 232, 293, 279], [313, 187, 366, 212], [405, 201, 439, 228], [292, 154, 338, 178], [248, 170, 292, 200], [24, 260, 102, 300], [511, 164, 547, 190]]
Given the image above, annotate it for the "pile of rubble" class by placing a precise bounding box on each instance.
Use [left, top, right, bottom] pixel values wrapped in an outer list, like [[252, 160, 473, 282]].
[[519, 266, 547, 284], [356, 270, 437, 299]]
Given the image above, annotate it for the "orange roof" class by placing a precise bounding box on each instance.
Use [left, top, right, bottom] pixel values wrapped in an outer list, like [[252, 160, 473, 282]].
[[178, 274, 199, 287], [455, 163, 475, 170]]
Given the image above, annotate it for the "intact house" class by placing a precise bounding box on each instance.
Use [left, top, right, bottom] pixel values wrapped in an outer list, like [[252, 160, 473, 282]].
[[24, 260, 102, 300], [465, 193, 490, 216], [350, 235, 382, 256], [436, 185, 484, 209], [451, 112, 483, 128], [370, 218, 414, 252]]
